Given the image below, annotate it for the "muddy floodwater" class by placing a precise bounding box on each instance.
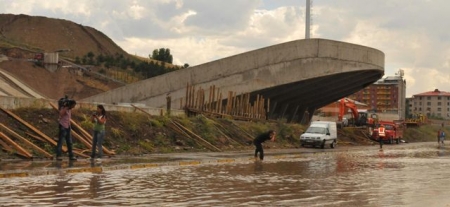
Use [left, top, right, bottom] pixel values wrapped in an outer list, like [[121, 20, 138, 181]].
[[0, 143, 449, 206]]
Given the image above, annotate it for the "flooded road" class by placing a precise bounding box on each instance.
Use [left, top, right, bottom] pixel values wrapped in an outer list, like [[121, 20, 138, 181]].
[[0, 143, 449, 206]]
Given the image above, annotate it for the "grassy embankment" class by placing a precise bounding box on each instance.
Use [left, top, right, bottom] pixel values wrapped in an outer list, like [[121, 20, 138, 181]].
[[404, 123, 449, 143], [0, 107, 448, 159], [0, 107, 305, 159]]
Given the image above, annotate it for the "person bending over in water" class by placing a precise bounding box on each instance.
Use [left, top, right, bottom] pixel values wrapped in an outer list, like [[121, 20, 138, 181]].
[[253, 130, 276, 161]]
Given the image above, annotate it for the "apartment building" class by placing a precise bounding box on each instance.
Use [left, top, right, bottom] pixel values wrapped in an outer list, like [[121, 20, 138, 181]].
[[408, 89, 450, 119], [348, 74, 406, 119]]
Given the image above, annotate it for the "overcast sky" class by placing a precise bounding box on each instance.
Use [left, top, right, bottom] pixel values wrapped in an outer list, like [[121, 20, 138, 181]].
[[1, 0, 449, 97]]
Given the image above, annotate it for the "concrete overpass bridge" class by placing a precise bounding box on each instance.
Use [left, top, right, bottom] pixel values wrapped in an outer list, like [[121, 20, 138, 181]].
[[82, 38, 384, 123]]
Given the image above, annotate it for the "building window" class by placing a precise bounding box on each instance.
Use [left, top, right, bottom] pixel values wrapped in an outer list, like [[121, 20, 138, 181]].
[[427, 102, 431, 106], [419, 107, 422, 111], [420, 102, 422, 106], [427, 97, 431, 100], [427, 107, 431, 111], [438, 102, 442, 106], [420, 97, 422, 100], [438, 97, 442, 100], [438, 108, 441, 111]]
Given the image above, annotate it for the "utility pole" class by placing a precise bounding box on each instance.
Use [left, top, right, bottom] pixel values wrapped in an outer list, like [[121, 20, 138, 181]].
[[305, 0, 311, 39]]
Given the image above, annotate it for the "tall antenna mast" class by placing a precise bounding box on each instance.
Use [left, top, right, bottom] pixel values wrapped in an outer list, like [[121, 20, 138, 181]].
[[305, 0, 311, 39]]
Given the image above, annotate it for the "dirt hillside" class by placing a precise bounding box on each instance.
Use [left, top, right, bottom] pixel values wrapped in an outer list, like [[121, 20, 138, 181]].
[[0, 14, 145, 100], [0, 59, 122, 100], [0, 14, 129, 60]]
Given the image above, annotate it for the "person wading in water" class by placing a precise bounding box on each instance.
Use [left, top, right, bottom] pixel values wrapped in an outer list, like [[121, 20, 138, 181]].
[[253, 130, 276, 161]]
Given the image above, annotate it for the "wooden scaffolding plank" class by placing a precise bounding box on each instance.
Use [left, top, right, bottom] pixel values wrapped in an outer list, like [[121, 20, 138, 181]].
[[172, 121, 221, 152], [73, 148, 90, 158], [131, 104, 153, 117], [0, 106, 67, 152], [200, 115, 243, 146], [72, 122, 92, 142], [0, 132, 33, 158], [168, 122, 212, 151], [0, 139, 14, 152], [71, 130, 92, 149], [0, 124, 53, 158], [25, 132, 47, 143], [0, 139, 28, 158]]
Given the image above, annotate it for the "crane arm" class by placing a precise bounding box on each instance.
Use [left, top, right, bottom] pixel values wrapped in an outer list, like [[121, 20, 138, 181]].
[[338, 98, 359, 121]]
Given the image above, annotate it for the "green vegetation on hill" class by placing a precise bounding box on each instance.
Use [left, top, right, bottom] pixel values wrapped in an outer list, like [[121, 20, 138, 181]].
[[75, 51, 182, 83]]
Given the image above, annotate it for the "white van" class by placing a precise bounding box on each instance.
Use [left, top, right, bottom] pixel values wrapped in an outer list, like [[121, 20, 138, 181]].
[[300, 121, 338, 148]]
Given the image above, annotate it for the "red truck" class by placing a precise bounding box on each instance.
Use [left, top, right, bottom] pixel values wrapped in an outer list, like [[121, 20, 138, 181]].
[[372, 121, 404, 144]]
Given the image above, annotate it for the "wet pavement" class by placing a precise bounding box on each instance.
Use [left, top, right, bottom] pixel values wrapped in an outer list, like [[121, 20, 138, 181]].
[[0, 142, 450, 206]]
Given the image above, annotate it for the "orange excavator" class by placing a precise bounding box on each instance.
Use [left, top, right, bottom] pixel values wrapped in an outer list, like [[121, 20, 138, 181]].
[[337, 98, 378, 128]]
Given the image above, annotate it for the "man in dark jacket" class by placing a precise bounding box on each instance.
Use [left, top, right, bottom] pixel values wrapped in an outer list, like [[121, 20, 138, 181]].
[[254, 130, 276, 161]]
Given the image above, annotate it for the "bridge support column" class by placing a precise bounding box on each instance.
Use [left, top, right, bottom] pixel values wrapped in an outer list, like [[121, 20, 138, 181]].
[[289, 105, 300, 123], [268, 102, 278, 120], [297, 107, 308, 124], [280, 104, 290, 120]]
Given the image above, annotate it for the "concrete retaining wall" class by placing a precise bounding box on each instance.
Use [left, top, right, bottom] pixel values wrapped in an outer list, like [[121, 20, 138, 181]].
[[0, 96, 184, 116]]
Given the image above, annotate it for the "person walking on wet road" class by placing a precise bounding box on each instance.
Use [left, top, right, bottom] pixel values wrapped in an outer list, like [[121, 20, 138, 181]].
[[438, 129, 442, 145], [378, 124, 385, 150], [90, 105, 107, 160], [440, 130, 445, 145], [56, 99, 77, 161], [253, 130, 276, 161]]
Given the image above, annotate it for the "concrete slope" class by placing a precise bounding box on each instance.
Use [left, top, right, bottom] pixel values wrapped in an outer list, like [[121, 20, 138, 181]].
[[0, 68, 46, 99], [82, 39, 384, 122]]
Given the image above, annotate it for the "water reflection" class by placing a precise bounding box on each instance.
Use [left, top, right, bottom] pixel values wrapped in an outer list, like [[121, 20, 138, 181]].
[[253, 161, 263, 173], [0, 145, 449, 206], [88, 175, 98, 199], [53, 160, 75, 169]]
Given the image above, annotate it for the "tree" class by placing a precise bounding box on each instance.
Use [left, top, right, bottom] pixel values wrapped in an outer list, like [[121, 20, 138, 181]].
[[183, 63, 189, 68], [81, 56, 87, 65], [96, 54, 105, 65], [87, 51, 95, 65], [151, 48, 173, 64]]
